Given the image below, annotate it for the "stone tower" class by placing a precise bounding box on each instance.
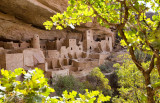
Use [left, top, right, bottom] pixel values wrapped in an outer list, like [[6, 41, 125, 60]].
[[83, 29, 94, 52], [32, 34, 40, 49]]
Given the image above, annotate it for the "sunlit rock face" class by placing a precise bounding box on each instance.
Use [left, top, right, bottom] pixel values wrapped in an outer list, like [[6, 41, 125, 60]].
[[0, 0, 68, 27], [0, 0, 115, 42]]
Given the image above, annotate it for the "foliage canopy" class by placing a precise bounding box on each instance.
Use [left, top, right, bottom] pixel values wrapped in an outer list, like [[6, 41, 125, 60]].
[[0, 68, 110, 103], [113, 54, 160, 103]]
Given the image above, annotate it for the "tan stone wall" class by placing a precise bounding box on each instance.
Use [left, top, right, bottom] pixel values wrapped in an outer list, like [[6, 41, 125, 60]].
[[5, 53, 24, 71], [0, 28, 114, 79]]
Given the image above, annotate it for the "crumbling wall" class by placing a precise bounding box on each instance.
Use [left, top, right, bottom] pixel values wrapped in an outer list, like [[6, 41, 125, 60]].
[[0, 28, 114, 78]]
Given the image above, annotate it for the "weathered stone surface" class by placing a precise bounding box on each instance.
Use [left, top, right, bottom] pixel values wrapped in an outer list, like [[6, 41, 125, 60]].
[[72, 59, 93, 69], [52, 69, 69, 77], [5, 53, 24, 71], [0, 0, 56, 27], [47, 50, 60, 58], [32, 34, 40, 49], [60, 46, 68, 58], [99, 59, 106, 65], [23, 48, 45, 67], [45, 58, 53, 69], [0, 0, 116, 79], [37, 62, 48, 71], [89, 53, 99, 59], [52, 58, 60, 68], [91, 60, 99, 67], [0, 1, 114, 42], [0, 12, 67, 41], [37, 0, 68, 13], [4, 42, 14, 49], [0, 54, 6, 69], [99, 54, 110, 60], [45, 70, 52, 78], [23, 49, 34, 67], [70, 68, 93, 78], [0, 47, 5, 54], [33, 50, 45, 63], [20, 42, 30, 49]]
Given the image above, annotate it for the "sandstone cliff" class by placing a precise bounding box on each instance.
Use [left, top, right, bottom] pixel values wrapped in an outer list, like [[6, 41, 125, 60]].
[[0, 0, 114, 42]]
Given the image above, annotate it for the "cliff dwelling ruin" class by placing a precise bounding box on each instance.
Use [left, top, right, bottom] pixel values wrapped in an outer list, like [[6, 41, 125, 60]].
[[0, 29, 113, 78]]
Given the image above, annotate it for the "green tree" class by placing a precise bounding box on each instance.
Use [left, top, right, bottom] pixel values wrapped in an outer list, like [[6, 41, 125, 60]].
[[113, 54, 160, 103], [44, 0, 160, 102]]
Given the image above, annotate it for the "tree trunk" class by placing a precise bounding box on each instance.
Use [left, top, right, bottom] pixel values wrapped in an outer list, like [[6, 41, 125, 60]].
[[144, 72, 155, 103], [156, 57, 160, 76]]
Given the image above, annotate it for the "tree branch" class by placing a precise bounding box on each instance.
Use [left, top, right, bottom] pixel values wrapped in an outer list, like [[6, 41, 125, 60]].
[[146, 54, 155, 74], [153, 86, 160, 93], [119, 0, 128, 29], [155, 50, 160, 75], [143, 15, 152, 31], [119, 29, 145, 73], [87, 2, 119, 27], [136, 12, 159, 58], [117, 1, 145, 73]]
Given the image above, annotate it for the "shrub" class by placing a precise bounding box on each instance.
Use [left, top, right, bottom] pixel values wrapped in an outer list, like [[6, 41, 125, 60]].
[[134, 49, 152, 62], [99, 60, 114, 73], [0, 68, 111, 103], [47, 90, 111, 103], [0, 68, 54, 103], [85, 67, 112, 96], [53, 75, 85, 96]]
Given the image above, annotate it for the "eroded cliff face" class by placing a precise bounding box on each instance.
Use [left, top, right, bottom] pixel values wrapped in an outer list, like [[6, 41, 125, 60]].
[[0, 0, 114, 42], [0, 0, 68, 27]]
